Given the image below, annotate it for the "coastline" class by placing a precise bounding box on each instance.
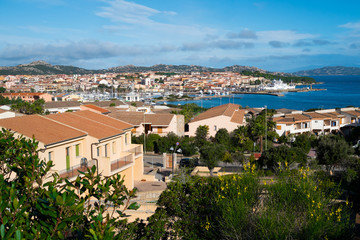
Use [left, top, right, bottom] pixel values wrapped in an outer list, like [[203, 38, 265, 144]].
[[158, 88, 328, 103]]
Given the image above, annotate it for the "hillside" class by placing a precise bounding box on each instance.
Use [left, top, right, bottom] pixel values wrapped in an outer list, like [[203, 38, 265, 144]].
[[0, 61, 291, 76], [0, 61, 101, 75], [294, 66, 360, 76], [0, 61, 312, 84]]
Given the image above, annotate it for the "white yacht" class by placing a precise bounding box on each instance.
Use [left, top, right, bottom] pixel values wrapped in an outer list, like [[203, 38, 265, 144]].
[[263, 79, 296, 90]]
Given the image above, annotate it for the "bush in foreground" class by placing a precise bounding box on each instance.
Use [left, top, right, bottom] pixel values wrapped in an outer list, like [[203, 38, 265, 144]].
[[146, 165, 353, 239]]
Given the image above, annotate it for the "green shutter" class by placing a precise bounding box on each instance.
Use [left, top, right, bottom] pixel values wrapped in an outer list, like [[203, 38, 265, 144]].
[[66, 155, 70, 170], [75, 144, 79, 156]]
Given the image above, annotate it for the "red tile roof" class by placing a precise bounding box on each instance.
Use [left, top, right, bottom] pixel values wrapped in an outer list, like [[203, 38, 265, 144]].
[[82, 104, 110, 114], [45, 111, 124, 140], [0, 115, 87, 146], [190, 103, 243, 123]]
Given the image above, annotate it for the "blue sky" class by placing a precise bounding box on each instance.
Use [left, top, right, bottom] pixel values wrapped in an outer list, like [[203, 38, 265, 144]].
[[1, 0, 360, 72]]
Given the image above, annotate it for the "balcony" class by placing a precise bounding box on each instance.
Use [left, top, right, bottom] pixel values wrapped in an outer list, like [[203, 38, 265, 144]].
[[111, 154, 133, 172], [127, 144, 143, 156], [58, 160, 96, 179]]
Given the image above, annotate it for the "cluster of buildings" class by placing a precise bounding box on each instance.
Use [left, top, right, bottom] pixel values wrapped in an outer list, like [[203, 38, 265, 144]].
[[0, 71, 268, 100], [186, 103, 360, 138], [0, 110, 145, 189]]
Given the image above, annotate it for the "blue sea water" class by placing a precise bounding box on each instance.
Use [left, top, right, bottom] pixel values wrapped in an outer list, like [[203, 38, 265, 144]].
[[172, 76, 360, 110]]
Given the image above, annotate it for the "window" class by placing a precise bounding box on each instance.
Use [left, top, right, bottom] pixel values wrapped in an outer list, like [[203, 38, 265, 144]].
[[75, 144, 80, 157], [276, 125, 282, 130], [112, 141, 116, 154], [105, 144, 108, 157], [66, 147, 70, 170], [48, 151, 53, 161], [314, 120, 318, 123], [214, 125, 217, 131], [125, 134, 128, 145], [158, 127, 163, 134], [97, 146, 100, 157]]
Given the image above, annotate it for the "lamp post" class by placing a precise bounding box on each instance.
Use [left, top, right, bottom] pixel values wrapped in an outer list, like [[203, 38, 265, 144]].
[[265, 105, 267, 151], [170, 142, 182, 176]]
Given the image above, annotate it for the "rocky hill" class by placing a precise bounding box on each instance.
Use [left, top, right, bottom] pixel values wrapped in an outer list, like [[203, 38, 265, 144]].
[[0, 60, 294, 76], [0, 61, 101, 75], [294, 66, 360, 76]]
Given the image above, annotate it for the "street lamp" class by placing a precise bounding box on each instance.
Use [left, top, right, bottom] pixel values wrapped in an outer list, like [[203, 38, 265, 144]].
[[170, 143, 182, 176]]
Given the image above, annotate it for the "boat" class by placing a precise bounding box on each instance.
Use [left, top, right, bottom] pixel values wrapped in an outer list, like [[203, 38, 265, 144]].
[[263, 79, 296, 90]]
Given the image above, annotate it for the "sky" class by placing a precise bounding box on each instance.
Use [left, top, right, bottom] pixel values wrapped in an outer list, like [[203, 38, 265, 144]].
[[1, 0, 360, 72]]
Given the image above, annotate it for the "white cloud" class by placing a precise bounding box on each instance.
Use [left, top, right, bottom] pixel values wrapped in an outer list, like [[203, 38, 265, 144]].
[[257, 30, 315, 43], [339, 22, 360, 29], [96, 0, 160, 25]]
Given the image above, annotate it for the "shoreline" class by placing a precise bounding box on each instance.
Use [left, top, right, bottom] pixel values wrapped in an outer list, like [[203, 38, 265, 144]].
[[159, 88, 327, 102]]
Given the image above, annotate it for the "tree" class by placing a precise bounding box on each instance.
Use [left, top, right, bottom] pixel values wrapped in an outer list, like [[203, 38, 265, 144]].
[[292, 133, 312, 153], [316, 134, 354, 172], [214, 128, 230, 146], [247, 110, 276, 152], [0, 129, 139, 239], [195, 125, 209, 148], [199, 143, 225, 176], [0, 87, 6, 93], [11, 99, 45, 115], [258, 145, 307, 171]]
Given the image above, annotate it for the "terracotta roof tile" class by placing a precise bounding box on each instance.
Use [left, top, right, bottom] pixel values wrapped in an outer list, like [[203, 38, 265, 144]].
[[304, 112, 330, 120], [45, 101, 80, 109], [45, 111, 123, 140], [274, 114, 311, 124], [190, 103, 241, 123], [342, 110, 360, 117], [0, 115, 87, 146], [230, 110, 245, 124], [73, 110, 133, 130], [108, 111, 175, 126], [82, 104, 110, 114]]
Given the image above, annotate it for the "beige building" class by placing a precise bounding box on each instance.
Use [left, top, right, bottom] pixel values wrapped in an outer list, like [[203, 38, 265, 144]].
[[187, 103, 246, 137], [0, 111, 143, 189], [0, 92, 53, 102], [108, 111, 185, 137]]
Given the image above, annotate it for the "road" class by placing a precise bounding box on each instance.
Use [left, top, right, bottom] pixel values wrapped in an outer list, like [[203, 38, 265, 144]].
[[143, 154, 164, 168]]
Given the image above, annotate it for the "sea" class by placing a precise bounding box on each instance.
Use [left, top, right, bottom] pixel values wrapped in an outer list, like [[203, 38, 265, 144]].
[[171, 76, 360, 110]]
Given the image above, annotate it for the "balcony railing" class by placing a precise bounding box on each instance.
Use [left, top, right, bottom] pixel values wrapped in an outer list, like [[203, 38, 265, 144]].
[[58, 160, 96, 179], [127, 144, 143, 156], [111, 154, 133, 172]]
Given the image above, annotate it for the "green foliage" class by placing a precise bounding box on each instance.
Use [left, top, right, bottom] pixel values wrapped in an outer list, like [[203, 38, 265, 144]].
[[246, 109, 277, 152], [11, 99, 45, 115], [0, 87, 6, 93], [0, 129, 138, 239], [292, 133, 312, 153], [199, 143, 225, 175], [109, 103, 116, 107], [178, 137, 197, 156], [0, 95, 23, 105], [316, 134, 354, 172], [195, 125, 209, 148], [155, 132, 180, 153], [147, 168, 352, 239], [240, 70, 316, 84], [258, 145, 307, 170], [214, 128, 230, 146], [168, 103, 206, 123]]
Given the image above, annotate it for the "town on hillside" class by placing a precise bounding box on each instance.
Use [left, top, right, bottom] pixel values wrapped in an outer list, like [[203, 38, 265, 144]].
[[0, 74, 359, 238]]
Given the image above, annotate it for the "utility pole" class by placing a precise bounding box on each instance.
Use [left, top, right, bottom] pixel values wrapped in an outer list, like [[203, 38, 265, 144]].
[[265, 105, 267, 151]]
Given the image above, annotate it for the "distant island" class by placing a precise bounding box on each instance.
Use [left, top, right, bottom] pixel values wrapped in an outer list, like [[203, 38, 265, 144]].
[[294, 66, 360, 76]]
